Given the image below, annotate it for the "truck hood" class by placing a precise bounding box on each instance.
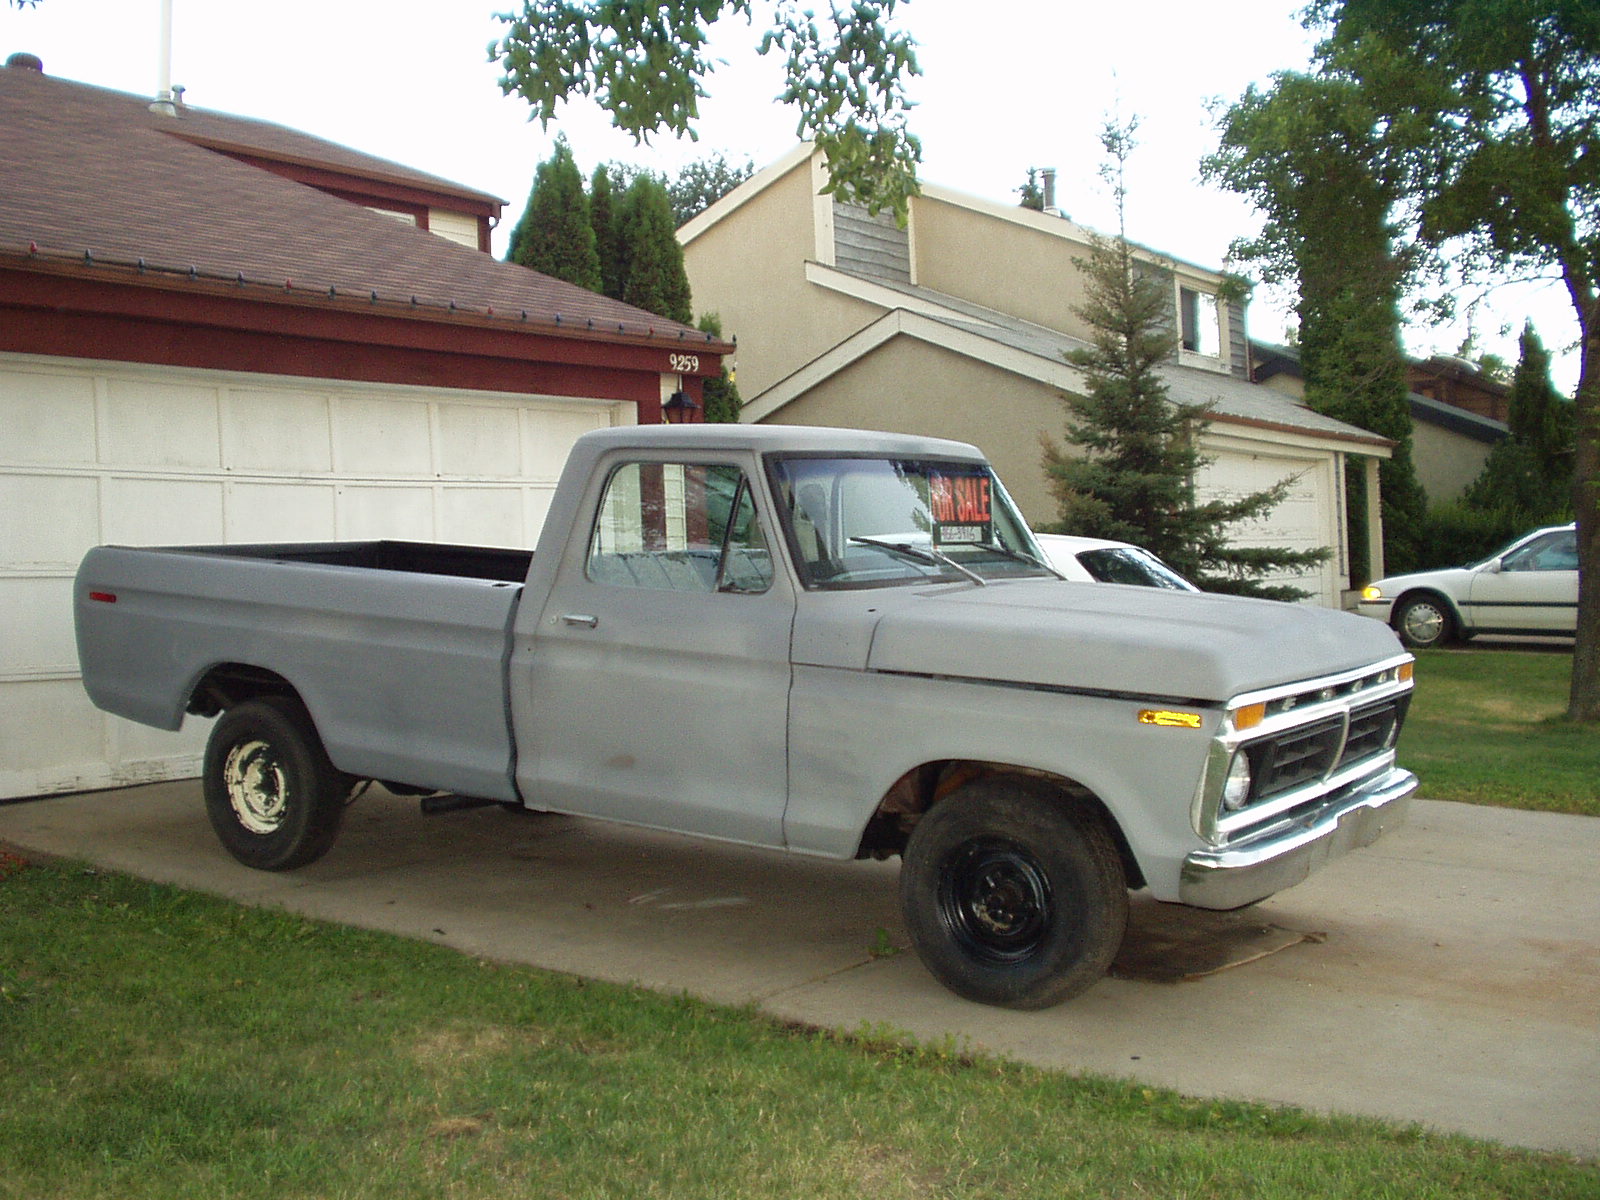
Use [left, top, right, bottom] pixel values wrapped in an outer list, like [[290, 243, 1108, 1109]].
[[864, 580, 1405, 703]]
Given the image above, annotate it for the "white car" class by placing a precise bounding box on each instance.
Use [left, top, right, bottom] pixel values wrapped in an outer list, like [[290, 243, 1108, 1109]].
[[1356, 523, 1578, 648], [1034, 534, 1198, 591]]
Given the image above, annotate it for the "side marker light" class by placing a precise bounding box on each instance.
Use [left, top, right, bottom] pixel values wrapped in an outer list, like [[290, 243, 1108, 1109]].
[[1139, 709, 1202, 729]]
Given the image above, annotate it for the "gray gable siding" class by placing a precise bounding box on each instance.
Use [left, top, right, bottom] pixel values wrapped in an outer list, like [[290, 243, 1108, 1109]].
[[833, 202, 911, 283], [1228, 297, 1248, 380]]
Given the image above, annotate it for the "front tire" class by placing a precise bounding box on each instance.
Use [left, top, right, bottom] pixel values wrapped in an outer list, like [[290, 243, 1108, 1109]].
[[900, 778, 1127, 1009], [1394, 594, 1455, 649], [203, 697, 350, 871]]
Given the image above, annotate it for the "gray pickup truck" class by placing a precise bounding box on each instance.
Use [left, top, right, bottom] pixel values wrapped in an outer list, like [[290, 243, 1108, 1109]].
[[75, 424, 1417, 1008]]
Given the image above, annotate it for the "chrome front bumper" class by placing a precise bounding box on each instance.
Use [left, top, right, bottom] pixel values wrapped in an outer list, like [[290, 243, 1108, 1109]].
[[1179, 767, 1418, 910]]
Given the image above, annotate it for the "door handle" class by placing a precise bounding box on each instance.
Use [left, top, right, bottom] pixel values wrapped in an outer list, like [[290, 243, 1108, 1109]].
[[560, 613, 599, 629]]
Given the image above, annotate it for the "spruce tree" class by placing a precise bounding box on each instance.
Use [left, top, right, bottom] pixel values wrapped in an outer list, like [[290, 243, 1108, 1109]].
[[1043, 118, 1329, 601], [506, 136, 601, 291], [1017, 168, 1046, 211]]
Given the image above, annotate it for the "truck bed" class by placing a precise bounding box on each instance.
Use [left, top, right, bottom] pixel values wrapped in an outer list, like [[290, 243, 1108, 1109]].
[[164, 539, 534, 583], [75, 540, 531, 802]]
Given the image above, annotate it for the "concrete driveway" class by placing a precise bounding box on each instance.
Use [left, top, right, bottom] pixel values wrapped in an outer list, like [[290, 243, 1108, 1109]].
[[2, 783, 1596, 1159]]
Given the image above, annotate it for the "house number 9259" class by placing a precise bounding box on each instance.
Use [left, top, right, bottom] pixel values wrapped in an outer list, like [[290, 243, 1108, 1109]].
[[669, 353, 701, 373]]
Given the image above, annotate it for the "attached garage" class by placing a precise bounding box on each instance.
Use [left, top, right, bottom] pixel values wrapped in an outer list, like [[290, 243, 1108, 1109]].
[[0, 58, 727, 798], [0, 355, 628, 797], [1194, 435, 1344, 598]]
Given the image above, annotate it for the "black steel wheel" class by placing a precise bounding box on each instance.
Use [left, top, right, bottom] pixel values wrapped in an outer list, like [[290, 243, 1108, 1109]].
[[938, 837, 1055, 966], [900, 778, 1127, 1009], [202, 696, 349, 871]]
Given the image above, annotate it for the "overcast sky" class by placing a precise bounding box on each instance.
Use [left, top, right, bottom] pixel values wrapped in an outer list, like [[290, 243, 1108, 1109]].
[[1, 0, 1580, 392]]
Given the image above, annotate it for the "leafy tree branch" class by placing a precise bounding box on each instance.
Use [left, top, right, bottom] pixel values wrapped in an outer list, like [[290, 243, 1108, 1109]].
[[490, 1, 921, 218]]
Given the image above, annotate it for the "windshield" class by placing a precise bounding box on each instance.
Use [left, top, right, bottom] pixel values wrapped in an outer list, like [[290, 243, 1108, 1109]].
[[769, 455, 1053, 589], [1075, 547, 1198, 591]]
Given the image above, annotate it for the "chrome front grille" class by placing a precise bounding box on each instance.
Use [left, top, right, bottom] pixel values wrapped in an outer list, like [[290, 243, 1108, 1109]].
[[1195, 656, 1415, 845], [1248, 694, 1411, 805], [1344, 697, 1408, 766], [1252, 716, 1344, 798]]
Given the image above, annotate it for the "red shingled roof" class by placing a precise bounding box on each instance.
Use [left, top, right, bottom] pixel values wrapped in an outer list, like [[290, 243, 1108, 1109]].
[[0, 57, 724, 352]]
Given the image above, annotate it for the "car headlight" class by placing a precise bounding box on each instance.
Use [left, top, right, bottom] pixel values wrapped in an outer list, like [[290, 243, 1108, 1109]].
[[1221, 753, 1253, 811], [1361, 584, 1384, 602]]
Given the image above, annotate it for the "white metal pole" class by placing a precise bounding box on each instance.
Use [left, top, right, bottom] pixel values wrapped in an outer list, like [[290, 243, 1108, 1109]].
[[151, 0, 175, 114]]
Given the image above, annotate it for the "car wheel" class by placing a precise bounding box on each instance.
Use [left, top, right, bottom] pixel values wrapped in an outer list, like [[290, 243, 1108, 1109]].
[[203, 697, 350, 871], [1394, 595, 1455, 649], [900, 778, 1127, 1009]]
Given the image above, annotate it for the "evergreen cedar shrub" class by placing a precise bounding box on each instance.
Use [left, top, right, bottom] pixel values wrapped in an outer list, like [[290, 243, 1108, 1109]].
[[1412, 504, 1540, 572], [1409, 324, 1577, 573], [1461, 324, 1576, 525], [505, 138, 601, 292], [697, 314, 741, 423], [589, 164, 625, 302], [515, 148, 763, 336], [618, 174, 693, 326]]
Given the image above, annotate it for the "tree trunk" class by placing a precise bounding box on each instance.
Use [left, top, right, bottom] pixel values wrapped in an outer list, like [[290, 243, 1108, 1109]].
[[1568, 325, 1599, 721]]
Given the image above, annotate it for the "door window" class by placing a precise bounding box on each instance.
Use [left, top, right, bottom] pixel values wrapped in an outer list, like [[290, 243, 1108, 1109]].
[[1503, 530, 1578, 573], [586, 461, 774, 594]]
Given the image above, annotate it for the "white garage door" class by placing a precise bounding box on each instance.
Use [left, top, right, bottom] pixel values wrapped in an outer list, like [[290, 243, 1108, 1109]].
[[1195, 440, 1341, 607], [0, 353, 626, 800]]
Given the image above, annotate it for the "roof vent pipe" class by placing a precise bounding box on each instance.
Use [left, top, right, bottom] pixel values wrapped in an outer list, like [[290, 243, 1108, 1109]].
[[150, 0, 177, 115], [1041, 168, 1057, 213], [5, 52, 44, 72]]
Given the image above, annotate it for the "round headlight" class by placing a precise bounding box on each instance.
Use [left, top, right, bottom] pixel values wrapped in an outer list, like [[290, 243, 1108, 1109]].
[[1221, 753, 1253, 811]]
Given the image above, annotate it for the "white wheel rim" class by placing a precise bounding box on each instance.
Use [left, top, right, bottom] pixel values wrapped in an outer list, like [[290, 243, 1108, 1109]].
[[222, 738, 288, 834]]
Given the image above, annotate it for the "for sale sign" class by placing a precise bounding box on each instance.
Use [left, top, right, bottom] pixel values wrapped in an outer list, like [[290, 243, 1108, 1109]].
[[929, 471, 992, 546]]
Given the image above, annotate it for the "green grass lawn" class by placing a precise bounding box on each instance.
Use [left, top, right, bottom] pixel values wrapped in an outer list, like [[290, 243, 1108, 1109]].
[[2, 856, 1594, 1199], [1402, 649, 1598, 816], [3, 649, 1595, 1195]]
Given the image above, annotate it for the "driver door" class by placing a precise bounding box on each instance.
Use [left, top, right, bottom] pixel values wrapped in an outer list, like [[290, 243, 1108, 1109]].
[[1464, 528, 1579, 635], [518, 455, 796, 846]]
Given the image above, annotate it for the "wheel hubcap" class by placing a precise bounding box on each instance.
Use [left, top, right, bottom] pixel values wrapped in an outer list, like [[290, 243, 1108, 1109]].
[[940, 840, 1053, 964], [1403, 604, 1443, 645], [222, 739, 288, 834]]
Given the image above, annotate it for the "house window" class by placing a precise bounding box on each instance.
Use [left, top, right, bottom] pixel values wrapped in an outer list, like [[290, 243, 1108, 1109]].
[[1179, 286, 1222, 359]]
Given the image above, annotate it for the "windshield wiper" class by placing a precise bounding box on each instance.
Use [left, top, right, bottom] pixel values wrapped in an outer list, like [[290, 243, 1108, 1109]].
[[979, 541, 1065, 579], [848, 537, 987, 587]]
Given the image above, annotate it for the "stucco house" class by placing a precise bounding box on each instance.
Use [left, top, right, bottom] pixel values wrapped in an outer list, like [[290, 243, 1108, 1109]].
[[681, 145, 1395, 609], [1252, 340, 1508, 505], [0, 54, 727, 798]]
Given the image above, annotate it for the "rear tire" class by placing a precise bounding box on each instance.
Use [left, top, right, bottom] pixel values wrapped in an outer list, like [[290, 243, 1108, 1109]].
[[203, 697, 349, 871], [900, 778, 1127, 1009]]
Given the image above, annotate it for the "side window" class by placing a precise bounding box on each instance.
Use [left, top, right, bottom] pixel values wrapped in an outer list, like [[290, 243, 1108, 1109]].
[[587, 461, 775, 594], [1179, 285, 1222, 358], [1503, 531, 1578, 573]]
